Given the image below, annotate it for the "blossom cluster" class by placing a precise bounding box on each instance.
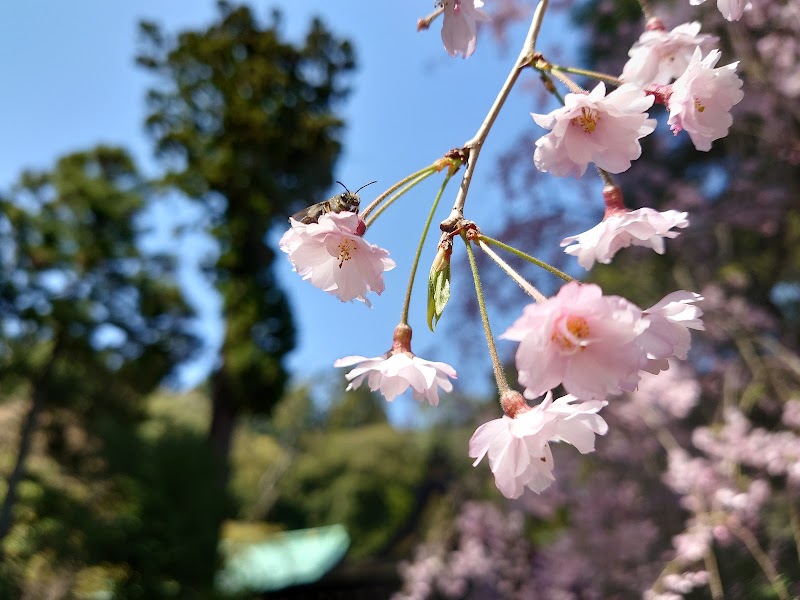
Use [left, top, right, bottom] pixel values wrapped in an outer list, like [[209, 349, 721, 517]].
[[277, 0, 735, 502]]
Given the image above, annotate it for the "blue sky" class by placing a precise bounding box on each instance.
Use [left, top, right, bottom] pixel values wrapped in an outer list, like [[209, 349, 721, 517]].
[[0, 1, 588, 414]]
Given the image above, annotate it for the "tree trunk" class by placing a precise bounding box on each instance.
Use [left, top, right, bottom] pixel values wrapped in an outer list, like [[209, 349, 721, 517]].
[[0, 382, 47, 546], [208, 370, 238, 489]]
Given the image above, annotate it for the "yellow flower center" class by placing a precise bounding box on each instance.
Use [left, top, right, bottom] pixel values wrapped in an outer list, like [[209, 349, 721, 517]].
[[551, 315, 590, 351], [572, 108, 600, 133], [694, 97, 705, 113], [337, 239, 357, 268]]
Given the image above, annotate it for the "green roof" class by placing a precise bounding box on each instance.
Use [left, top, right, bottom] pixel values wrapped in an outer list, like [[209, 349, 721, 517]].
[[216, 524, 350, 595]]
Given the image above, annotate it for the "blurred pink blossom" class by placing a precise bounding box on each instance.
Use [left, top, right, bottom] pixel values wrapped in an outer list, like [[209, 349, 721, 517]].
[[690, 0, 750, 21]]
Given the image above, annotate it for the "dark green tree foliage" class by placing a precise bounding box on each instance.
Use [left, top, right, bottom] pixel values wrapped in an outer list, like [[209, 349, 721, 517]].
[[0, 147, 214, 595], [136, 2, 355, 466]]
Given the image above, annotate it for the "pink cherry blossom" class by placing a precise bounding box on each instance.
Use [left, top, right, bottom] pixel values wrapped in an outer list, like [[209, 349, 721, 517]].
[[667, 48, 744, 151], [501, 282, 650, 400], [532, 83, 656, 178], [279, 211, 395, 305], [621, 22, 718, 87], [469, 393, 608, 498], [560, 208, 690, 270], [439, 0, 490, 59], [638, 291, 704, 373], [690, 0, 750, 21], [334, 352, 456, 406]]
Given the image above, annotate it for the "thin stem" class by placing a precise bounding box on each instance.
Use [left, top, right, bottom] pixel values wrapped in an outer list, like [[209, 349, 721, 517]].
[[417, 5, 444, 30], [539, 72, 566, 105], [463, 234, 510, 394], [361, 164, 439, 221], [479, 234, 573, 283], [400, 169, 455, 324], [703, 549, 725, 600], [789, 499, 800, 563], [477, 239, 547, 303], [729, 522, 790, 600], [441, 0, 549, 230], [550, 64, 623, 88], [595, 165, 615, 187], [546, 67, 586, 94], [364, 169, 437, 228], [637, 0, 654, 21]]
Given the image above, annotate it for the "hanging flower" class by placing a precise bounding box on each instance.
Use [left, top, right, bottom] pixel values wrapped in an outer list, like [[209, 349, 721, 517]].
[[690, 0, 750, 22], [532, 83, 657, 178], [621, 22, 719, 87], [469, 392, 608, 498], [279, 211, 395, 305], [638, 291, 704, 373], [439, 0, 490, 59], [667, 48, 744, 151], [560, 208, 690, 270], [501, 282, 649, 400], [334, 324, 457, 406]]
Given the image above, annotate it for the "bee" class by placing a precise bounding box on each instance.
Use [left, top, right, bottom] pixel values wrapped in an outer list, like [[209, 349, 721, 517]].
[[291, 180, 377, 224]]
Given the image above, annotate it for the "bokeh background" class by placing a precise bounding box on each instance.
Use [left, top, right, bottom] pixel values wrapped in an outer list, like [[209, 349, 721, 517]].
[[0, 0, 798, 598]]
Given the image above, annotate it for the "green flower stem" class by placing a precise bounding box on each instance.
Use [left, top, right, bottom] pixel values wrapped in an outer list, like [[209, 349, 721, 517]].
[[360, 165, 439, 222], [478, 234, 573, 283], [477, 239, 547, 303], [364, 170, 437, 229], [400, 168, 455, 324], [463, 233, 510, 395], [550, 64, 624, 88], [729, 523, 790, 600], [539, 72, 566, 105]]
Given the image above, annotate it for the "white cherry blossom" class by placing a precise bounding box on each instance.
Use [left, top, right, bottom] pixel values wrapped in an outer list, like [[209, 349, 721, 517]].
[[667, 48, 744, 151], [560, 208, 690, 270], [334, 352, 457, 406], [469, 392, 608, 498], [279, 211, 395, 305], [532, 83, 656, 178], [621, 22, 718, 87], [440, 0, 490, 59]]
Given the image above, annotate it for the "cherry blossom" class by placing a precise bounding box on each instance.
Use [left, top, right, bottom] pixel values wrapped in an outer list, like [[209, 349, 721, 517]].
[[334, 352, 457, 406], [690, 0, 750, 21], [469, 392, 608, 498], [667, 48, 744, 151], [532, 83, 656, 178], [439, 0, 490, 59], [639, 291, 704, 373], [621, 22, 718, 87], [279, 211, 395, 305], [560, 208, 690, 270], [501, 282, 649, 400]]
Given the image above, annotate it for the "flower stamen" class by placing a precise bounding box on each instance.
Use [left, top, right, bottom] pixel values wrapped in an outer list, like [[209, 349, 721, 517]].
[[572, 107, 600, 133], [337, 239, 357, 268]]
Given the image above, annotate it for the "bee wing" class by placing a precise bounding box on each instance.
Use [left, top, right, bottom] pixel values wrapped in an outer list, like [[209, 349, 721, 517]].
[[291, 200, 329, 224]]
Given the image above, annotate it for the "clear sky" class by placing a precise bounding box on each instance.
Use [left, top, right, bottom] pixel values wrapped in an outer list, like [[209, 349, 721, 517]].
[[0, 1, 587, 416]]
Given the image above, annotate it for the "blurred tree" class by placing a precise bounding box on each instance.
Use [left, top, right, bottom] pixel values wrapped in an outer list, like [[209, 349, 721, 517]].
[[0, 147, 205, 594], [136, 1, 356, 485]]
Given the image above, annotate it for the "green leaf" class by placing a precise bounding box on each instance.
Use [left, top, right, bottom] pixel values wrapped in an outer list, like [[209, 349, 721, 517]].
[[427, 259, 451, 332]]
